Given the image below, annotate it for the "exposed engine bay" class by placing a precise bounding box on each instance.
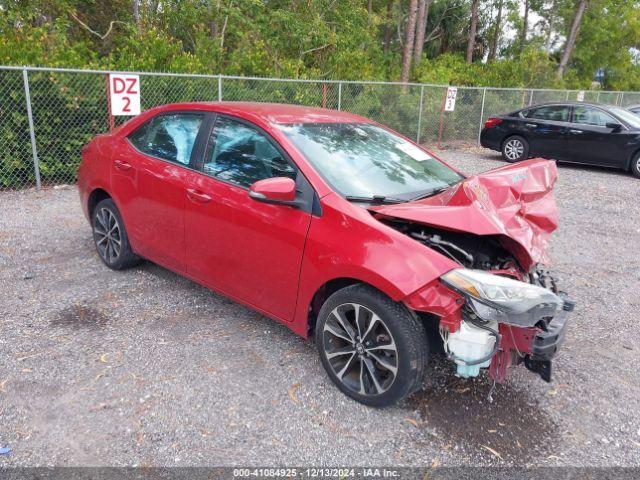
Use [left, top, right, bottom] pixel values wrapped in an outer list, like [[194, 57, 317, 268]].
[[381, 219, 520, 272]]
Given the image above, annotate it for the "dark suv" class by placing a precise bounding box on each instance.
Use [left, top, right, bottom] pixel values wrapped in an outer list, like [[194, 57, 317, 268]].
[[480, 102, 640, 178]]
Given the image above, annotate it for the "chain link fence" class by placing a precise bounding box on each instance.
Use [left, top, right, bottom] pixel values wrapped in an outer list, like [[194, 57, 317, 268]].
[[2, 65, 639, 190]]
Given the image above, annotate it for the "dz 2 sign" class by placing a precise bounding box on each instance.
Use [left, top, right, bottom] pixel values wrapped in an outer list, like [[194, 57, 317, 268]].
[[109, 74, 141, 116], [444, 87, 458, 112]]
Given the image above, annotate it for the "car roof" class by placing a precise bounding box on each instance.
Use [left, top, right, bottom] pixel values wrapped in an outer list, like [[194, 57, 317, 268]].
[[521, 101, 618, 110], [151, 101, 371, 125]]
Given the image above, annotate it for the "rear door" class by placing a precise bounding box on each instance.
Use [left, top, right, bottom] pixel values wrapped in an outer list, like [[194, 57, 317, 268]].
[[518, 105, 572, 159], [567, 105, 628, 167], [112, 111, 209, 272], [184, 115, 314, 321]]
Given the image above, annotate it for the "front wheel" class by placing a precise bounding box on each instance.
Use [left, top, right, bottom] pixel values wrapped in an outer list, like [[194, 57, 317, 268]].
[[315, 284, 429, 407], [631, 151, 640, 178], [501, 135, 529, 162]]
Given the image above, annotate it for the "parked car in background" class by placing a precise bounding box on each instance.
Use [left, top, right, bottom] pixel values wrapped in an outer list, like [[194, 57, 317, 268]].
[[480, 102, 640, 178], [78, 102, 573, 407], [627, 104, 640, 116]]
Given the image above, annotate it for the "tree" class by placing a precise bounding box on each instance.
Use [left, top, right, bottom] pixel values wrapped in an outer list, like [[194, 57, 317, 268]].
[[383, 0, 394, 53], [488, 0, 504, 61], [401, 0, 418, 82], [519, 0, 529, 52], [413, 0, 431, 67], [557, 0, 587, 79], [466, 0, 479, 63]]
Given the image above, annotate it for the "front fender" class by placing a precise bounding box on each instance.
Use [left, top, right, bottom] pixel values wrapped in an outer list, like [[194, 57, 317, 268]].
[[291, 194, 458, 337]]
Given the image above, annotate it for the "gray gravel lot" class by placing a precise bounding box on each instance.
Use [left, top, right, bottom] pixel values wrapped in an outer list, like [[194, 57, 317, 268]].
[[1, 147, 639, 467]]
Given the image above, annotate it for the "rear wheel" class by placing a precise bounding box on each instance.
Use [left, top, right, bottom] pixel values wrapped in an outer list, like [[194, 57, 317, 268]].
[[315, 284, 428, 407], [631, 151, 640, 178], [92, 198, 140, 270], [501, 135, 529, 162]]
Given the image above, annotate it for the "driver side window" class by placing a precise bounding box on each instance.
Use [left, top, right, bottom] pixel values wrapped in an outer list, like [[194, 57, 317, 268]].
[[572, 106, 616, 127], [204, 117, 296, 188]]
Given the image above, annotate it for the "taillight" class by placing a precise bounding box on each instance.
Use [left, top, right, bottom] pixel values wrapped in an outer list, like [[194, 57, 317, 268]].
[[484, 118, 502, 129]]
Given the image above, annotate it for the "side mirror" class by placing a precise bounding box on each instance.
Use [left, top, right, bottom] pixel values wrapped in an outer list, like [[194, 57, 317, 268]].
[[249, 177, 297, 205], [606, 122, 622, 132]]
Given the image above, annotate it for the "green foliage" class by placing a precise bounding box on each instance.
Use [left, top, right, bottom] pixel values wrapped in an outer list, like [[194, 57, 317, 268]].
[[414, 50, 563, 88]]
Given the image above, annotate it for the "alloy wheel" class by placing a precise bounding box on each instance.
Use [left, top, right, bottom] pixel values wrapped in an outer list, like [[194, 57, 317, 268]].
[[322, 303, 398, 396], [94, 207, 121, 264], [504, 139, 524, 160]]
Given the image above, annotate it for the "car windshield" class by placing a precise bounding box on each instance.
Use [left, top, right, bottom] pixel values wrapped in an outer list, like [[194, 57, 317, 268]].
[[611, 106, 640, 129], [278, 123, 463, 200]]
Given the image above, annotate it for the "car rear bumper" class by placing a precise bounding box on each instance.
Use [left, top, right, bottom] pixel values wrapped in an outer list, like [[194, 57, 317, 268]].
[[480, 128, 502, 151]]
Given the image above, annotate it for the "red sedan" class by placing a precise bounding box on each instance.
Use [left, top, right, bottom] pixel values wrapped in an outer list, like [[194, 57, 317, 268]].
[[78, 102, 573, 406]]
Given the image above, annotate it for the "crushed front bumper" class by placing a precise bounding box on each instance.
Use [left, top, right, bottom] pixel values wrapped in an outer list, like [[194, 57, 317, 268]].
[[523, 306, 571, 381]]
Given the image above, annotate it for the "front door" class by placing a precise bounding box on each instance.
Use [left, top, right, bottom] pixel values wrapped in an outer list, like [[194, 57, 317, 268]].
[[567, 105, 629, 167], [184, 115, 313, 321], [112, 111, 207, 272]]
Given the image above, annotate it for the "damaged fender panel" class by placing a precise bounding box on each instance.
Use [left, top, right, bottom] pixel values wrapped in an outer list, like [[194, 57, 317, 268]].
[[370, 158, 559, 270]]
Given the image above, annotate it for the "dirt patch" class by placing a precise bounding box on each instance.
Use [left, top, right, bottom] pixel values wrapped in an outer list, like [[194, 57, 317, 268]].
[[51, 303, 109, 329], [407, 358, 558, 463]]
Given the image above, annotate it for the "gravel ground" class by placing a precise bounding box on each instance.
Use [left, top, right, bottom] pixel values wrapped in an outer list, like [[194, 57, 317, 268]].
[[1, 147, 639, 468]]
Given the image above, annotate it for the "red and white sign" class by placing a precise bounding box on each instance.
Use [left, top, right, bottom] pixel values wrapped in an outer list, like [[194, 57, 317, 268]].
[[577, 90, 585, 102], [109, 74, 140, 116], [444, 87, 458, 112]]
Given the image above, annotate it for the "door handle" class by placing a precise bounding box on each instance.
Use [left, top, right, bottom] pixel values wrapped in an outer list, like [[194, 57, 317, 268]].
[[525, 123, 538, 128], [569, 129, 583, 134], [114, 160, 133, 171], [186, 188, 212, 204]]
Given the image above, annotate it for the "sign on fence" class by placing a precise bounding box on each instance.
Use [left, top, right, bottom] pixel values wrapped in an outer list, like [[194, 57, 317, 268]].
[[109, 74, 141, 116], [577, 90, 585, 102], [444, 87, 458, 112]]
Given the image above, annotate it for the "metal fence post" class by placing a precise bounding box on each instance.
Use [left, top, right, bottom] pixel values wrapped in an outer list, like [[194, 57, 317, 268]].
[[619, 92, 624, 106], [477, 87, 487, 147], [337, 82, 342, 111], [218, 74, 222, 101], [22, 68, 41, 190], [528, 89, 534, 106], [416, 85, 424, 144]]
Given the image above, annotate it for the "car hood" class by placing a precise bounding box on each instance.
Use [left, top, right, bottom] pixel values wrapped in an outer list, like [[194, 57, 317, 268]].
[[369, 158, 559, 270]]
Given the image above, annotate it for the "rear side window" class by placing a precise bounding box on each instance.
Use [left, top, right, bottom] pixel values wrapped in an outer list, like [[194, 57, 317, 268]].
[[572, 106, 616, 127], [129, 113, 204, 165], [525, 105, 570, 122]]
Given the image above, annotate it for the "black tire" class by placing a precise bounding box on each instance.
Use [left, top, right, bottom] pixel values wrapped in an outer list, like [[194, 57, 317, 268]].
[[501, 135, 529, 163], [315, 284, 429, 407], [631, 151, 640, 178], [92, 198, 140, 270]]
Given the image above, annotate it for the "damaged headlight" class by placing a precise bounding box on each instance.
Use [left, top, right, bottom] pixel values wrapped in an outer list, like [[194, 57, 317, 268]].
[[441, 268, 563, 327]]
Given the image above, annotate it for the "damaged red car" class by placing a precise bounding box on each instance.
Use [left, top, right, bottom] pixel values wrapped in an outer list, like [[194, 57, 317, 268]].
[[78, 102, 574, 407]]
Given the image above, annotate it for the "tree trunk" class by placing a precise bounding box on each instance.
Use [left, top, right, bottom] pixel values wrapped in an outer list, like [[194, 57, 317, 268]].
[[557, 0, 587, 79], [133, 0, 140, 26], [383, 0, 394, 53], [466, 0, 479, 63], [401, 0, 418, 83], [545, 0, 557, 51], [488, 0, 503, 61], [519, 0, 529, 52], [413, 0, 431, 67]]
